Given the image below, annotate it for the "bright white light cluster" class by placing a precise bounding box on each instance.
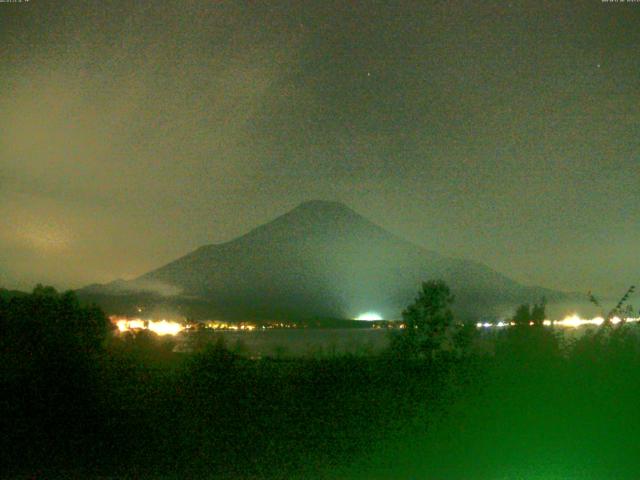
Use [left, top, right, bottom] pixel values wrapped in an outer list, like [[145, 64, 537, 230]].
[[476, 315, 640, 329], [148, 320, 184, 336], [477, 321, 514, 328], [356, 312, 383, 321], [114, 318, 185, 336]]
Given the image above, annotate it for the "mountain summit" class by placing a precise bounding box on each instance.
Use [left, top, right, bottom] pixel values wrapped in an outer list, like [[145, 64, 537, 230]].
[[80, 201, 564, 320]]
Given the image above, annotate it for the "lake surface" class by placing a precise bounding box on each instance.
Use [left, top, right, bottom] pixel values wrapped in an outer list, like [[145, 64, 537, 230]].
[[171, 323, 623, 357], [174, 328, 392, 357]]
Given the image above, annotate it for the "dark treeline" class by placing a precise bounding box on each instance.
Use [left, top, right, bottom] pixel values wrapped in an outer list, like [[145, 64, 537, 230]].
[[2, 283, 640, 478]]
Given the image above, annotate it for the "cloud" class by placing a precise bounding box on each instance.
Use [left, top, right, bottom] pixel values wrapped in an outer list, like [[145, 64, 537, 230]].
[[0, 2, 300, 289], [101, 279, 183, 297]]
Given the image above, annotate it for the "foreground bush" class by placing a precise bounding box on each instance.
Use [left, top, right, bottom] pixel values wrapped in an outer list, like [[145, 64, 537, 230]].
[[3, 286, 640, 478]]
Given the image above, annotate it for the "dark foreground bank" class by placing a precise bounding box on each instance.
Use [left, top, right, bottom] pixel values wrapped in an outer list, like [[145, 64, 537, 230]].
[[2, 287, 640, 479]]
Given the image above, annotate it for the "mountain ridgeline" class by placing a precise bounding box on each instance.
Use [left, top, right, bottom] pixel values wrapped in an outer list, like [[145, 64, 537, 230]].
[[79, 201, 565, 321]]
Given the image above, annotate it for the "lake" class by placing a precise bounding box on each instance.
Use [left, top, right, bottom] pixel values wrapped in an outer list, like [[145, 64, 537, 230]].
[[173, 328, 392, 357]]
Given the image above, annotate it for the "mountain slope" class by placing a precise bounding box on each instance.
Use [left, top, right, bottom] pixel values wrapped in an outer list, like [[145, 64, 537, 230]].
[[79, 200, 566, 320]]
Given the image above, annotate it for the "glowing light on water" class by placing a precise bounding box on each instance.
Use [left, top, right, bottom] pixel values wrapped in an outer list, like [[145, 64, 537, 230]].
[[129, 319, 146, 330], [148, 320, 184, 336], [112, 317, 185, 336], [356, 312, 383, 321], [477, 314, 640, 329], [556, 314, 594, 328], [115, 319, 145, 332]]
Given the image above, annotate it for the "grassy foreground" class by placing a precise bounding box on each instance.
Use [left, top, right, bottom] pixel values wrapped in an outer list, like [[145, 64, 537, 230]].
[[3, 288, 640, 478]]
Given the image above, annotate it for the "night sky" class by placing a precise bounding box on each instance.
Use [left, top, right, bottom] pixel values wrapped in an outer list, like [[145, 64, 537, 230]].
[[1, 1, 638, 296]]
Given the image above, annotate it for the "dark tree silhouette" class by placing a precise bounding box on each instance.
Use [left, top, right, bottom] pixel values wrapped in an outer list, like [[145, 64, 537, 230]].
[[513, 303, 531, 326], [452, 320, 478, 357], [589, 285, 636, 325], [0, 286, 112, 472], [498, 298, 559, 364], [393, 280, 455, 359], [511, 299, 546, 327], [530, 297, 547, 325]]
